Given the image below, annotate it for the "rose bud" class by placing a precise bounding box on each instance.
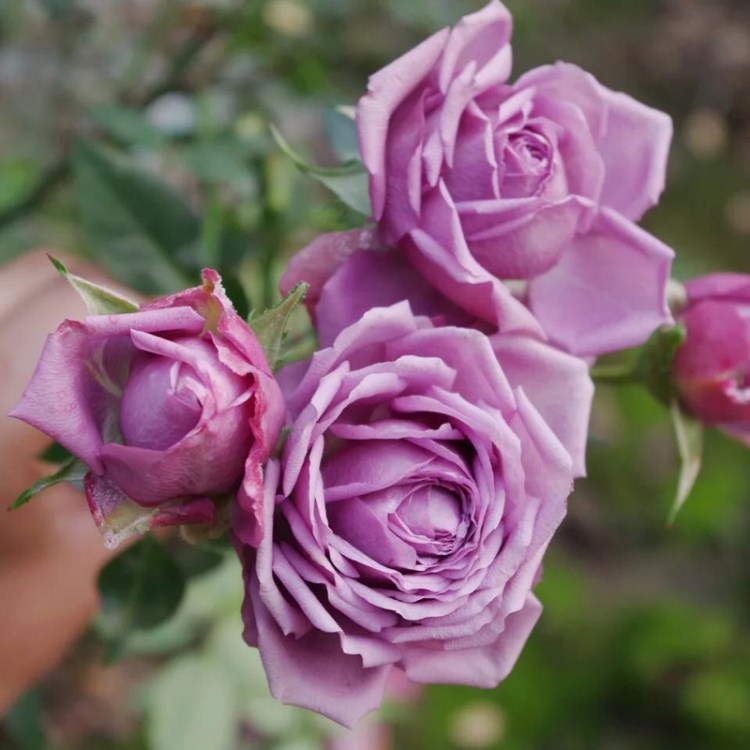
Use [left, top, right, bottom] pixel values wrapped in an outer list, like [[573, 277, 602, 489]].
[[673, 273, 750, 442], [10, 270, 284, 548], [356, 0, 673, 356], [237, 302, 593, 726]]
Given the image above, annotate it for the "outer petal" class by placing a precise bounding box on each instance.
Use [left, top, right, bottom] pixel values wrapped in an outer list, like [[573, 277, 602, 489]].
[[596, 84, 672, 221], [357, 28, 450, 219], [527, 208, 673, 356], [437, 1, 513, 93], [401, 594, 541, 686], [316, 248, 471, 347], [279, 228, 377, 321], [9, 321, 124, 473], [685, 273, 750, 306], [251, 579, 391, 728], [492, 334, 594, 477]]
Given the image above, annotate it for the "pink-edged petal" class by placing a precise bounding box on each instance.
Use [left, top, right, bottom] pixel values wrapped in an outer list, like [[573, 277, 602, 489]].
[[234, 368, 285, 547], [527, 208, 673, 356], [83, 306, 204, 336], [492, 334, 593, 477]]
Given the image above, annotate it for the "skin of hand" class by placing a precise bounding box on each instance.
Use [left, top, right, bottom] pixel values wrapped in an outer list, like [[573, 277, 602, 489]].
[[0, 251, 131, 715]]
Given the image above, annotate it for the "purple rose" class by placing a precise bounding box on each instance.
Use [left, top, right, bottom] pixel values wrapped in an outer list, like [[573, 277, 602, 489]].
[[238, 302, 593, 726], [673, 274, 750, 443], [11, 270, 284, 547], [356, 0, 674, 356]]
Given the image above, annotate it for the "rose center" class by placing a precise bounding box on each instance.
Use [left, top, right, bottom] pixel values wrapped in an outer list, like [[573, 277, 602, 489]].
[[499, 129, 552, 198], [119, 353, 203, 450], [389, 484, 465, 555]]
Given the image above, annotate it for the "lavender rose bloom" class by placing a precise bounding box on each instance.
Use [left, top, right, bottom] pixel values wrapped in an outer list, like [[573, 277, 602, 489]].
[[11, 270, 283, 547], [356, 0, 673, 356], [238, 302, 593, 726], [673, 274, 750, 443]]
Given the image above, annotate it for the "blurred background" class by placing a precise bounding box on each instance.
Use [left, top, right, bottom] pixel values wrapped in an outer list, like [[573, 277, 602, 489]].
[[1, 0, 749, 748]]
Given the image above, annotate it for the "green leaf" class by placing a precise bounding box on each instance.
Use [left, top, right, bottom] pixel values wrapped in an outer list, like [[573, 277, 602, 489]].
[[72, 139, 199, 294], [313, 170, 371, 216], [323, 106, 361, 164], [3, 688, 45, 750], [48, 254, 139, 314], [636, 324, 686, 406], [8, 455, 87, 510], [249, 282, 308, 370], [146, 655, 238, 750], [220, 271, 250, 320], [669, 400, 704, 524], [89, 105, 168, 149], [181, 140, 254, 187], [38, 440, 73, 464], [97, 536, 186, 661], [170, 543, 226, 579], [269, 123, 370, 215]]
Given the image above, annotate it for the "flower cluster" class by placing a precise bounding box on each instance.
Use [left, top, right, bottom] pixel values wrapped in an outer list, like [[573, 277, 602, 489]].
[[240, 0, 672, 726], [14, 0, 748, 733]]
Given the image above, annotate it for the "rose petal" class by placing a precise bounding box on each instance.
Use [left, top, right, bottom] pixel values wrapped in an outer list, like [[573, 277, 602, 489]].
[[527, 208, 673, 356]]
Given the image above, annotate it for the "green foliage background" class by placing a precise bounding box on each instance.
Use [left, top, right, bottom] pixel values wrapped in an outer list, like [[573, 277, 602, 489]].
[[1, 1, 749, 748]]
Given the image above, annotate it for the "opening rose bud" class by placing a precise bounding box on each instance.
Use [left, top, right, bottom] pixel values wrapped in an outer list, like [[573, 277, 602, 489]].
[[673, 273, 750, 443], [10, 270, 284, 548]]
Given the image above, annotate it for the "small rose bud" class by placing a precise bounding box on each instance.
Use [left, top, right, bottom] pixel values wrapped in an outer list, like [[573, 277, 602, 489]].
[[11, 270, 284, 547], [673, 273, 750, 442]]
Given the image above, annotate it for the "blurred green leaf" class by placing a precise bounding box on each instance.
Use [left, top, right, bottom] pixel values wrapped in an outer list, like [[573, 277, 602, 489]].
[[72, 139, 199, 294], [90, 105, 168, 149], [147, 655, 237, 750], [269, 123, 370, 215], [181, 140, 254, 187], [170, 544, 226, 579], [8, 455, 87, 510], [97, 536, 186, 662], [313, 169, 370, 215], [220, 271, 250, 320], [669, 400, 704, 523], [48, 254, 140, 314], [249, 282, 308, 370], [3, 688, 45, 750], [323, 105, 360, 164], [35, 0, 75, 18]]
